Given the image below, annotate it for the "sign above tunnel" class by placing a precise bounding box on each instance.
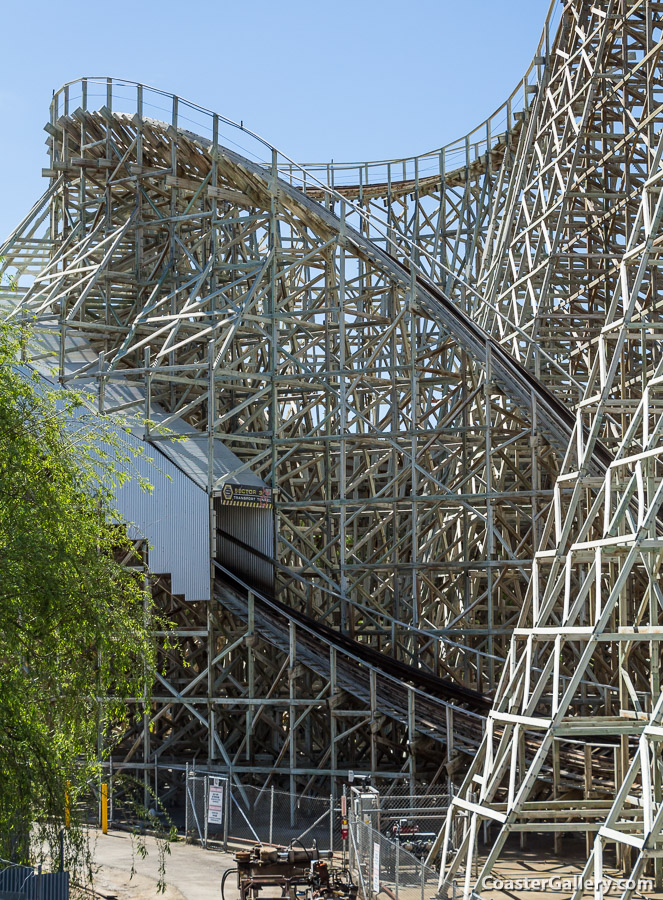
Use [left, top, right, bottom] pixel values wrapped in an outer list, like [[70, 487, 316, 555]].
[[218, 483, 273, 508]]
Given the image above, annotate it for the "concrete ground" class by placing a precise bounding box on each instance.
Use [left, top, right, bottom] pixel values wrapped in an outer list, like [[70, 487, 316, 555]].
[[87, 828, 236, 900], [86, 827, 663, 900]]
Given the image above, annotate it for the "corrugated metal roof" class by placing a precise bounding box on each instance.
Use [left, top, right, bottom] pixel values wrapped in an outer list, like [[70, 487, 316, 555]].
[[31, 332, 266, 491], [18, 339, 212, 601], [156, 433, 265, 490], [15, 330, 271, 601]]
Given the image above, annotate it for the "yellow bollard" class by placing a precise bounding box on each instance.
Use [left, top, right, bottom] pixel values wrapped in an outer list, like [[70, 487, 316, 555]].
[[101, 783, 108, 834], [65, 781, 71, 829]]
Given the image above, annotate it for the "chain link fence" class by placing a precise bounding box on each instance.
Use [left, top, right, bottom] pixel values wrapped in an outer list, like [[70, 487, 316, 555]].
[[226, 783, 340, 850], [348, 817, 451, 900], [184, 771, 230, 848], [85, 762, 184, 833], [378, 782, 452, 854], [87, 763, 455, 867], [180, 770, 341, 851]]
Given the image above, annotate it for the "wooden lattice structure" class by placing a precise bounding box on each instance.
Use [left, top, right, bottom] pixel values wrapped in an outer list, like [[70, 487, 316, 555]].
[[0, 75, 562, 800], [5, 1, 663, 889]]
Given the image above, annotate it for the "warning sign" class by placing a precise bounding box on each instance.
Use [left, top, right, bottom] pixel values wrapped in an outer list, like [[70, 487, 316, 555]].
[[208, 780, 225, 825]]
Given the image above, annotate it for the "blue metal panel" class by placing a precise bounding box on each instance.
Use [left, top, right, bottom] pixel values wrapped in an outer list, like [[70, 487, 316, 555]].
[[0, 867, 69, 900]]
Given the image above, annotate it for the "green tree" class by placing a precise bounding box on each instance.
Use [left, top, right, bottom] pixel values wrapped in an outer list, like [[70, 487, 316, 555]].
[[0, 323, 159, 875]]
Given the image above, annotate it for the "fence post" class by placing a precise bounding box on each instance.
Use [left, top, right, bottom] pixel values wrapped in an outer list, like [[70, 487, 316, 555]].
[[395, 839, 399, 900], [185, 763, 189, 839], [420, 857, 425, 900], [329, 794, 334, 852], [223, 778, 230, 850], [204, 775, 209, 850], [269, 785, 274, 845], [109, 759, 113, 824], [349, 818, 368, 900], [369, 830, 373, 899]]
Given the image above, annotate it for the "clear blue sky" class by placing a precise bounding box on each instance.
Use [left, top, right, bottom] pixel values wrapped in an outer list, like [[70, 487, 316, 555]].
[[0, 0, 550, 241]]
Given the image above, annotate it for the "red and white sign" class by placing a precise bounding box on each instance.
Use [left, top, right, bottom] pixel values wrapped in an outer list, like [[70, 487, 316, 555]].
[[208, 780, 225, 825]]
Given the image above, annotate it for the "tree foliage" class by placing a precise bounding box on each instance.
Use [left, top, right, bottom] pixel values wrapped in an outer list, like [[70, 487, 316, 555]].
[[0, 323, 158, 871]]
